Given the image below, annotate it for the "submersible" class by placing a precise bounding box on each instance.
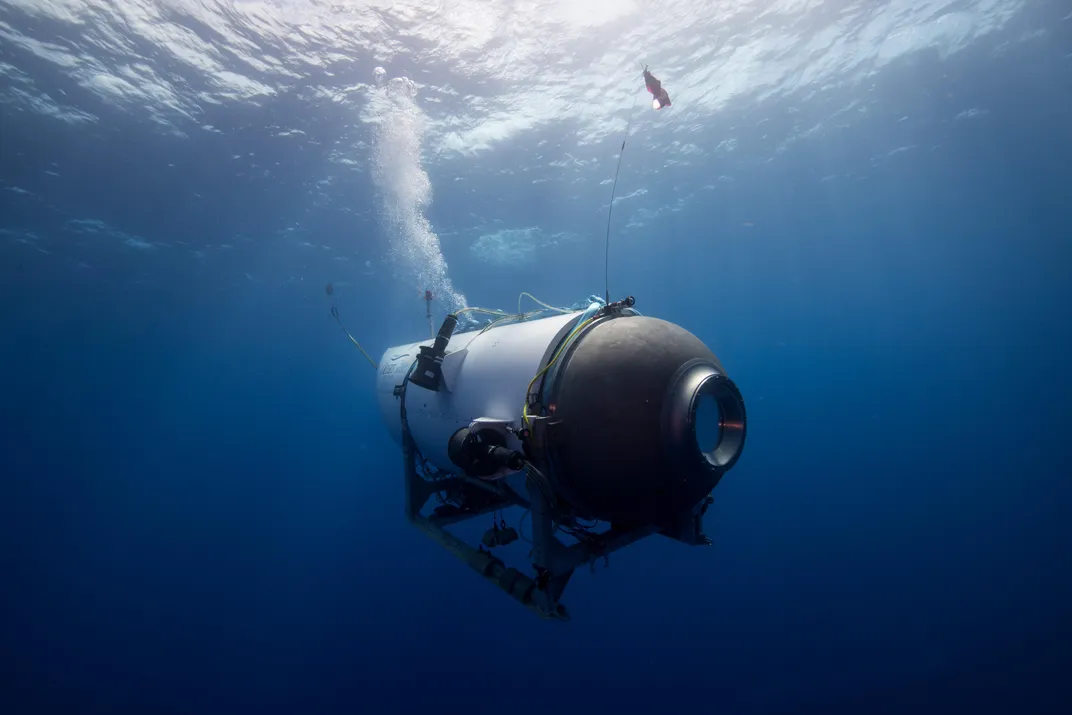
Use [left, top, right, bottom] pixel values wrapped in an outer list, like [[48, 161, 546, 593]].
[[375, 295, 746, 620]]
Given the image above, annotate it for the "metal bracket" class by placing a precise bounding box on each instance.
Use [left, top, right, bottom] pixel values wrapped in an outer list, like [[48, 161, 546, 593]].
[[402, 429, 571, 620], [658, 494, 715, 546], [399, 426, 708, 621]]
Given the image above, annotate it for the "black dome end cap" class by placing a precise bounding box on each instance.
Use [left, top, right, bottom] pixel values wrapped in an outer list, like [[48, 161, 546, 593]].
[[546, 316, 746, 524]]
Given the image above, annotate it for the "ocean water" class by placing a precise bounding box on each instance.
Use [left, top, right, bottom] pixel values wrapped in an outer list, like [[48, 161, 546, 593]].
[[2, 1, 1070, 713]]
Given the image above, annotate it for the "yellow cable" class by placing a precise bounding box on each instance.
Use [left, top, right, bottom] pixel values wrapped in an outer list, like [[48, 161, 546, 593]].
[[517, 292, 571, 315], [343, 329, 379, 368], [454, 292, 570, 330], [456, 306, 510, 318], [456, 297, 562, 342], [333, 311, 378, 368], [521, 316, 596, 428]]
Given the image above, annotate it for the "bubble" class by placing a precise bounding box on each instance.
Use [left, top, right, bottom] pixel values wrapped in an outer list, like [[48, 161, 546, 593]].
[[368, 69, 467, 310]]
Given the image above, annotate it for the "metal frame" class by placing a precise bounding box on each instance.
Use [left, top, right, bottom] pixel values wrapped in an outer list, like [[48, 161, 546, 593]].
[[400, 427, 715, 621]]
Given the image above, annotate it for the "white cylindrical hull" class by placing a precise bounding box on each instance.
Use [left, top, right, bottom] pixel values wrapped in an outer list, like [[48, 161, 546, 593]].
[[375, 311, 583, 473]]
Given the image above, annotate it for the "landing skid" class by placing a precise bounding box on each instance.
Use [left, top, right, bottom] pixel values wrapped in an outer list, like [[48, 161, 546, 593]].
[[401, 431, 714, 620]]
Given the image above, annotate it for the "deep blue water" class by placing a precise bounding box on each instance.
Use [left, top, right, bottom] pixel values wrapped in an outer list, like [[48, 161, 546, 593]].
[[2, 1, 1071, 713]]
